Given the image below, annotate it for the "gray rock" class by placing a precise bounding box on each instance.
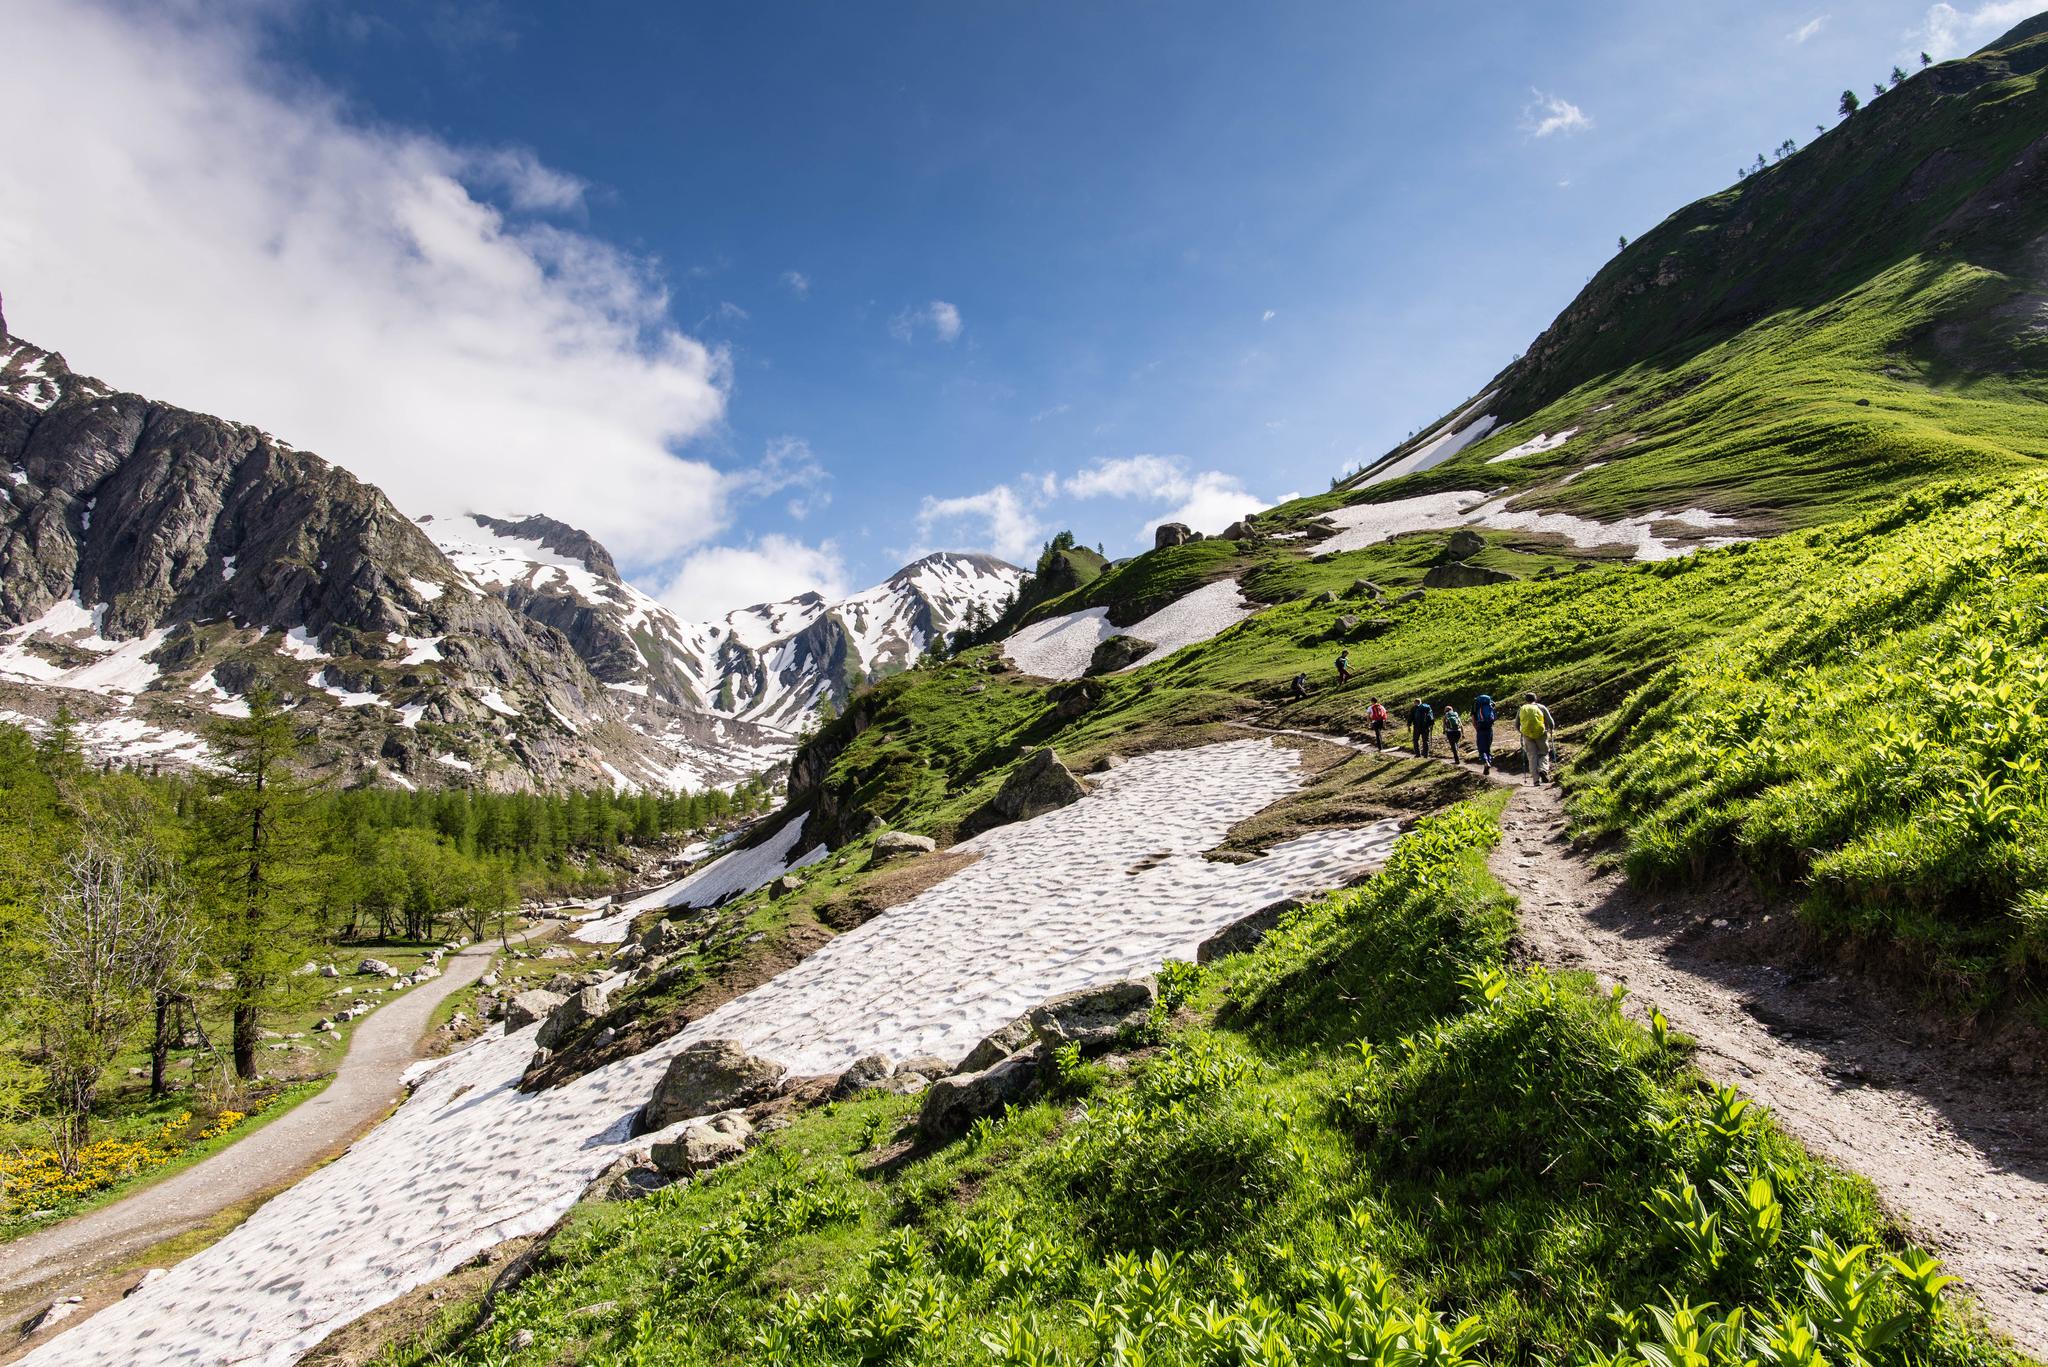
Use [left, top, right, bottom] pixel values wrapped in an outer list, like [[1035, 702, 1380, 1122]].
[[830, 1053, 897, 1098], [356, 958, 396, 977], [1086, 634, 1155, 675], [1444, 528, 1487, 560], [1422, 561, 1517, 589], [1333, 614, 1362, 636], [649, 1110, 754, 1176], [1220, 519, 1253, 541], [957, 1015, 1037, 1072], [1154, 522, 1194, 549], [919, 1049, 1043, 1139], [769, 873, 806, 896], [897, 1054, 957, 1080], [1197, 897, 1303, 964], [536, 985, 611, 1051], [1313, 589, 1340, 604], [585, 1155, 670, 1203], [504, 989, 567, 1032], [645, 1038, 784, 1129], [989, 748, 1085, 824], [1089, 753, 1125, 773], [318, 964, 340, 978], [1393, 588, 1427, 605], [874, 831, 936, 859], [1050, 679, 1101, 721], [1027, 979, 1156, 1053], [1346, 579, 1383, 599]]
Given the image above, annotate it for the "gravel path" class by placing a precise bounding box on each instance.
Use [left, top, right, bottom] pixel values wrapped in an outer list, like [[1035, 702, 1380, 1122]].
[[0, 936, 512, 1316], [1496, 783, 2048, 1356]]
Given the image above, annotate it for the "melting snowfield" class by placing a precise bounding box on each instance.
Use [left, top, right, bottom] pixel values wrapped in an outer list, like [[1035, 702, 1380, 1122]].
[[1003, 579, 1259, 680], [31, 741, 1398, 1366], [1318, 489, 1744, 561]]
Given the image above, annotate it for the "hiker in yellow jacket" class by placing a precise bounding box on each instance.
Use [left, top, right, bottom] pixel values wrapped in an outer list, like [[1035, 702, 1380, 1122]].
[[1517, 692, 1557, 786]]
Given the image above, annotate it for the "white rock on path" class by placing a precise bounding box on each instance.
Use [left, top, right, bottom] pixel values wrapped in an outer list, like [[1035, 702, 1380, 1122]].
[[31, 741, 1399, 1366]]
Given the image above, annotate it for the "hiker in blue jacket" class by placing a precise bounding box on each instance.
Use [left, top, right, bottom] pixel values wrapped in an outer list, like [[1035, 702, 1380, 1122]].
[[1473, 693, 1497, 775], [1408, 697, 1435, 757]]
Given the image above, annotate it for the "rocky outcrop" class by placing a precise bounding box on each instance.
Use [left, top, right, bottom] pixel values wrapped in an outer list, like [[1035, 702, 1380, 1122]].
[[1154, 522, 1194, 549], [873, 831, 936, 860], [1086, 635, 1155, 675], [957, 1015, 1037, 1072], [648, 1110, 754, 1177], [535, 985, 610, 1051], [643, 1038, 784, 1130], [919, 1049, 1041, 1139], [828, 1054, 896, 1099], [1027, 979, 1155, 1053], [1422, 561, 1517, 589], [981, 748, 1086, 827], [1444, 528, 1487, 560], [503, 990, 567, 1032]]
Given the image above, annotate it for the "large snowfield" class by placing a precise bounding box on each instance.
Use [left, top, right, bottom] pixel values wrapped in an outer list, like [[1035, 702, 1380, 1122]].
[[1318, 489, 1744, 561], [30, 740, 1398, 1366], [1002, 579, 1259, 680]]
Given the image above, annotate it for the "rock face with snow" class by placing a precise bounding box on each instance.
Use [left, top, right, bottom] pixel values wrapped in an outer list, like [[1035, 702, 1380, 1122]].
[[0, 323, 789, 791]]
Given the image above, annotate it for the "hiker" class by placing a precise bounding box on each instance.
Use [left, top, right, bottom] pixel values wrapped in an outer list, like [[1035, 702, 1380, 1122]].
[[1408, 697, 1435, 757], [1518, 691, 1558, 785], [1290, 671, 1309, 700], [1473, 693, 1497, 775], [1334, 650, 1352, 687], [1366, 698, 1389, 750], [1441, 705, 1464, 763]]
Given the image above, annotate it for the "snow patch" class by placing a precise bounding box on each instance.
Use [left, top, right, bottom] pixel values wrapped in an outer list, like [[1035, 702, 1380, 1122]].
[[1002, 579, 1260, 681], [1486, 428, 1578, 463], [1318, 490, 1746, 562], [407, 576, 445, 602], [477, 689, 520, 718], [277, 627, 329, 662], [1363, 392, 1498, 486]]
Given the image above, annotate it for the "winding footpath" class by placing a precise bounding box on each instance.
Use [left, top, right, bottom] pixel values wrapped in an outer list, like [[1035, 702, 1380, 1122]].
[[0, 935, 521, 1325]]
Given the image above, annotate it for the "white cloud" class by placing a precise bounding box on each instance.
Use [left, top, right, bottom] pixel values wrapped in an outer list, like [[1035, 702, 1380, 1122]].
[[1915, 1, 2036, 59], [1789, 15, 1829, 43], [781, 269, 811, 298], [1261, 309, 1277, 322], [656, 535, 850, 620], [914, 486, 1043, 563], [1144, 472, 1276, 540], [0, 2, 730, 566], [1061, 455, 1274, 539], [890, 299, 964, 343], [1522, 89, 1592, 138], [1031, 402, 1071, 423]]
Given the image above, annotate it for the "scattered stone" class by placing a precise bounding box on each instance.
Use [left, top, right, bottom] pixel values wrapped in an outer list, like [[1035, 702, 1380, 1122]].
[[649, 1110, 754, 1176], [1332, 613, 1362, 637], [1220, 519, 1253, 540], [1422, 561, 1517, 589], [897, 1054, 956, 1080], [769, 873, 806, 896], [26, 1296, 85, 1332], [958, 1014, 1036, 1072], [355, 958, 395, 977], [1154, 521, 1193, 549], [1393, 588, 1427, 605], [1090, 753, 1125, 773], [125, 1269, 167, 1297], [989, 748, 1086, 823], [536, 985, 611, 1050], [920, 1050, 1042, 1139], [874, 831, 937, 859], [645, 1038, 784, 1129], [612, 943, 645, 967], [1444, 527, 1487, 560], [1346, 579, 1383, 599], [1028, 979, 1156, 1054], [318, 964, 340, 978], [829, 1053, 896, 1099], [1086, 634, 1155, 675], [1312, 589, 1340, 604], [503, 989, 567, 1032]]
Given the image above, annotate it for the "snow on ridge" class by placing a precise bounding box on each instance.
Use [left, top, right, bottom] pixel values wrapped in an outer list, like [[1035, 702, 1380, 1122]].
[[1317, 489, 1745, 561], [1363, 391, 1498, 487], [1487, 428, 1578, 463], [31, 741, 1399, 1367], [1002, 578, 1258, 681]]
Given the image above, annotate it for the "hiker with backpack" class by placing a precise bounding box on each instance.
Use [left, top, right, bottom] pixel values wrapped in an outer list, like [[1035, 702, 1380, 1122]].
[[1366, 698, 1389, 750], [1441, 704, 1465, 763], [1335, 650, 1352, 687], [1408, 697, 1435, 757], [1473, 693, 1497, 775], [1518, 691, 1557, 785], [1290, 671, 1309, 700]]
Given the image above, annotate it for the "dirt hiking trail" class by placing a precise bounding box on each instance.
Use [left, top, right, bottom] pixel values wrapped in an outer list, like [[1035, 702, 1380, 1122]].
[[0, 930, 542, 1348], [1495, 781, 2048, 1356]]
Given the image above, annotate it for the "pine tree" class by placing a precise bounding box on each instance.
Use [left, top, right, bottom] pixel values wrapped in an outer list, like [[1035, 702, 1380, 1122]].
[[1890, 65, 1907, 87], [1838, 89, 1860, 119], [192, 691, 323, 1080], [1920, 51, 1932, 68]]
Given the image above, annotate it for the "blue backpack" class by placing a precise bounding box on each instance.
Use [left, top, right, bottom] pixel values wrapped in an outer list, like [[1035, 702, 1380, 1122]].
[[1475, 695, 1496, 724]]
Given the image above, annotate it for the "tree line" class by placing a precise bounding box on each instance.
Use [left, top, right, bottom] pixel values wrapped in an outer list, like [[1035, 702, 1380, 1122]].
[[0, 694, 770, 1173]]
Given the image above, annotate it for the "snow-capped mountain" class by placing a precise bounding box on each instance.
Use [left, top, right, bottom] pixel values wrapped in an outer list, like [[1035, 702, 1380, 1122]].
[[422, 509, 1024, 734]]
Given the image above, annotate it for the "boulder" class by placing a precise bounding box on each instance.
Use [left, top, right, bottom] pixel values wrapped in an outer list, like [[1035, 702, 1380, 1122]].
[[319, 964, 340, 978], [1421, 561, 1517, 589], [356, 958, 396, 977], [1154, 522, 1194, 549], [769, 873, 806, 896], [1197, 897, 1303, 964], [585, 1155, 669, 1203], [504, 989, 567, 1032], [829, 1053, 897, 1099], [989, 748, 1086, 823], [874, 831, 937, 859], [1444, 528, 1487, 560], [1332, 614, 1362, 637], [1027, 979, 1156, 1054], [1346, 579, 1383, 600], [898, 1054, 956, 1080], [637, 918, 690, 955], [1312, 589, 1340, 604], [535, 985, 611, 1050], [957, 1014, 1036, 1072], [649, 1110, 754, 1177], [1220, 519, 1253, 541], [919, 1049, 1043, 1140], [1049, 679, 1101, 721], [1089, 754, 1125, 773], [1393, 588, 1427, 605], [1086, 635, 1155, 675], [644, 1038, 784, 1129]]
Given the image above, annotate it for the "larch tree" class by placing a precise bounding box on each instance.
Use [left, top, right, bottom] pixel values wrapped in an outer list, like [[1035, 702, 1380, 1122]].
[[192, 690, 324, 1080]]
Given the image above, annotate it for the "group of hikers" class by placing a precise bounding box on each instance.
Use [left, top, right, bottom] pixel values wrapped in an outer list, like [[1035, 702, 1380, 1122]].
[[1293, 651, 1558, 784]]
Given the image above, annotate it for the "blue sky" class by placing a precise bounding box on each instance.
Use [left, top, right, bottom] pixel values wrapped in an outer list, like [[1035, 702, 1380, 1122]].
[[5, 0, 2033, 615]]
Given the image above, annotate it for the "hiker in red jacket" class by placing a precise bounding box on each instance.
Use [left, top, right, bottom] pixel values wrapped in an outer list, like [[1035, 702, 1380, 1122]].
[[1367, 698, 1389, 750]]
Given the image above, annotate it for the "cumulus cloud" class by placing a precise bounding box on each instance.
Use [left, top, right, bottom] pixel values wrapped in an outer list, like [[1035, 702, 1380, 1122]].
[[1061, 455, 1273, 538], [914, 486, 1044, 563], [656, 535, 851, 620], [890, 299, 964, 343], [0, 2, 731, 566], [1788, 14, 1829, 43], [1915, 0, 2037, 59], [1522, 90, 1592, 138], [781, 269, 811, 298]]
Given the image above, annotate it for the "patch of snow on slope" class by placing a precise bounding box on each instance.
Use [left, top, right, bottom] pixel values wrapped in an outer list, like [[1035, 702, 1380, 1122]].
[[1317, 490, 1745, 562], [30, 741, 1397, 1367], [478, 689, 520, 717], [407, 576, 446, 602], [0, 597, 168, 694], [277, 627, 329, 662], [1003, 579, 1260, 681], [1486, 428, 1578, 463], [611, 811, 825, 919], [1363, 392, 1498, 487]]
